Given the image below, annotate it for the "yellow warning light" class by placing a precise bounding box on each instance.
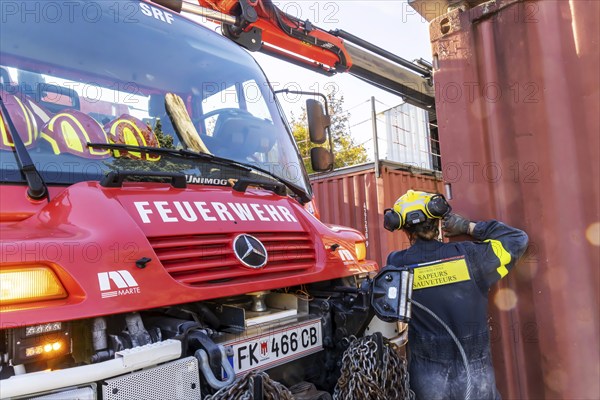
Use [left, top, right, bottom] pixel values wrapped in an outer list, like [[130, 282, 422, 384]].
[[355, 242, 367, 261], [0, 267, 67, 306], [24, 341, 64, 359]]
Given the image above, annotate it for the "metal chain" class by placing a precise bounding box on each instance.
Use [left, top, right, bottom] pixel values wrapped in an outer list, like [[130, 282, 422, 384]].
[[333, 335, 415, 400], [203, 370, 295, 400]]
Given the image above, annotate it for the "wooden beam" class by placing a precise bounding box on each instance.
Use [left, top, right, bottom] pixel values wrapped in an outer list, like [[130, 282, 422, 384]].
[[165, 93, 211, 154]]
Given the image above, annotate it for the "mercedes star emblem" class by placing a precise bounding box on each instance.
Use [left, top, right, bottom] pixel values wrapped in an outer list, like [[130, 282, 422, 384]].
[[233, 234, 268, 269]]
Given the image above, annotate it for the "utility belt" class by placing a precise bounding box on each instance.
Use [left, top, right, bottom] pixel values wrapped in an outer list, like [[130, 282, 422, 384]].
[[409, 331, 491, 362]]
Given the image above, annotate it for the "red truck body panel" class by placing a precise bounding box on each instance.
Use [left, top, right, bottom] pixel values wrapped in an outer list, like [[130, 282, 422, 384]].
[[0, 183, 376, 326], [430, 0, 599, 398], [311, 162, 443, 267]]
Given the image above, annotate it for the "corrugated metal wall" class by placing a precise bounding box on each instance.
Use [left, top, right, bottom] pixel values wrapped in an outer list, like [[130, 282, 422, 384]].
[[311, 162, 442, 267], [430, 0, 600, 398]]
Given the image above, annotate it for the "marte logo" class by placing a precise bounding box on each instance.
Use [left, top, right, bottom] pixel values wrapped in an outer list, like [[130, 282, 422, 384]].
[[97, 270, 141, 299], [338, 249, 355, 264]]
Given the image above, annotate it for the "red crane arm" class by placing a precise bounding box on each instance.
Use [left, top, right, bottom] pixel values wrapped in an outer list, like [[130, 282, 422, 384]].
[[152, 0, 435, 109], [196, 0, 351, 74]]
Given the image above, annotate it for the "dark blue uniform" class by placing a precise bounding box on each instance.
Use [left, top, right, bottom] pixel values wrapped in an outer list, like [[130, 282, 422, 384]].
[[387, 220, 528, 400]]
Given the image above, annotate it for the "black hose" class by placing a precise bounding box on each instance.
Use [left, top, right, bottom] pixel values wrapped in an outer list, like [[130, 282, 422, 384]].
[[411, 300, 474, 400], [194, 303, 221, 329]]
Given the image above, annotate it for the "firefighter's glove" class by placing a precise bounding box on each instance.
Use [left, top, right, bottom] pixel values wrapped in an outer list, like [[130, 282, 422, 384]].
[[442, 213, 471, 237]]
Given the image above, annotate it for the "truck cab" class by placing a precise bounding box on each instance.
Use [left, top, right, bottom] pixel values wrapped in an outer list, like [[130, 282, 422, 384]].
[[0, 1, 378, 398]]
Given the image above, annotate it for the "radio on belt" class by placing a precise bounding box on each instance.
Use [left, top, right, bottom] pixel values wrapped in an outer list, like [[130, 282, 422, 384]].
[[370, 265, 414, 322]]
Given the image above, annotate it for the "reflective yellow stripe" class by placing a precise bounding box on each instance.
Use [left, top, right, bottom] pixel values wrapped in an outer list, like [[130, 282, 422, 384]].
[[111, 120, 146, 142], [61, 120, 84, 152], [109, 119, 160, 161], [110, 119, 160, 161], [395, 191, 435, 219], [47, 113, 109, 156], [40, 132, 60, 155], [2, 97, 37, 147], [49, 114, 86, 154], [14, 96, 36, 145], [413, 258, 471, 290], [485, 239, 511, 278], [0, 114, 9, 146]]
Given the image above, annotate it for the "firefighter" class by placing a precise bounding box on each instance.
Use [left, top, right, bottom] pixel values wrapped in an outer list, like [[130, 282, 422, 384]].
[[383, 190, 529, 400]]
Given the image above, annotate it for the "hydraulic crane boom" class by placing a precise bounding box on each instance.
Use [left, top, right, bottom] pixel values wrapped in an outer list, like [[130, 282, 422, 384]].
[[151, 0, 435, 110]]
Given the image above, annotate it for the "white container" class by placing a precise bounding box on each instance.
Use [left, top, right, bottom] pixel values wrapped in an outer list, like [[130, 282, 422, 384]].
[[378, 103, 433, 170]]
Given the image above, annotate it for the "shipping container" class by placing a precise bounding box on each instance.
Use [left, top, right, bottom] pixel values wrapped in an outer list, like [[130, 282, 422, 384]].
[[377, 103, 436, 170], [419, 0, 599, 398], [310, 161, 443, 267]]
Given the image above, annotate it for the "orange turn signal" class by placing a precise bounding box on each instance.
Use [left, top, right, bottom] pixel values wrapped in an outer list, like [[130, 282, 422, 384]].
[[355, 242, 367, 261], [0, 267, 67, 306]]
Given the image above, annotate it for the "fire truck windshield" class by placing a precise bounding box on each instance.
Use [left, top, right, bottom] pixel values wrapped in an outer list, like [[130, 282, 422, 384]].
[[0, 0, 310, 195]]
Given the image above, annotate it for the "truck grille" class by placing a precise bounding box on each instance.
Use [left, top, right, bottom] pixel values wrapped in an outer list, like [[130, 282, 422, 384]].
[[149, 232, 316, 286]]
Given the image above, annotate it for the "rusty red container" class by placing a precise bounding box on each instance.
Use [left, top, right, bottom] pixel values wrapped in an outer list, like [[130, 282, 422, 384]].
[[311, 161, 443, 267], [428, 0, 600, 398]]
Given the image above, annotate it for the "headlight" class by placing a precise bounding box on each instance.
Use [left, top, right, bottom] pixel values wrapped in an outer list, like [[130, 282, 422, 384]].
[[0, 266, 67, 306], [355, 242, 367, 261]]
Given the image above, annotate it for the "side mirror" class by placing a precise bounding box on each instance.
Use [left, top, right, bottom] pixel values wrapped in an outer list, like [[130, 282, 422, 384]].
[[306, 99, 330, 144], [311, 147, 333, 172]]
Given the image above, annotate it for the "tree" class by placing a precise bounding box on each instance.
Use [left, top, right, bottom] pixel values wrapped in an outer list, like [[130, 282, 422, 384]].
[[291, 90, 368, 174]]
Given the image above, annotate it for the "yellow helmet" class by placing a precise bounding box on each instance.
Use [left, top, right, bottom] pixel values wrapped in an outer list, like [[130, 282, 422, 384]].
[[383, 190, 451, 232]]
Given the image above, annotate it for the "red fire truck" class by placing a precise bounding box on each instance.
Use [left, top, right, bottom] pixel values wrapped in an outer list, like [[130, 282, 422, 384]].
[[0, 0, 436, 398], [5, 0, 592, 399]]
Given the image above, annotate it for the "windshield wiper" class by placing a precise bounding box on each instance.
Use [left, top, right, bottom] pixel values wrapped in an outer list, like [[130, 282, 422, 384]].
[[88, 142, 251, 170], [87, 142, 312, 204], [0, 95, 48, 201], [236, 161, 312, 204]]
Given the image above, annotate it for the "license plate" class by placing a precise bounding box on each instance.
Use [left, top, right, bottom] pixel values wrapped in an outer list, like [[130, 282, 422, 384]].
[[227, 319, 322, 375]]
